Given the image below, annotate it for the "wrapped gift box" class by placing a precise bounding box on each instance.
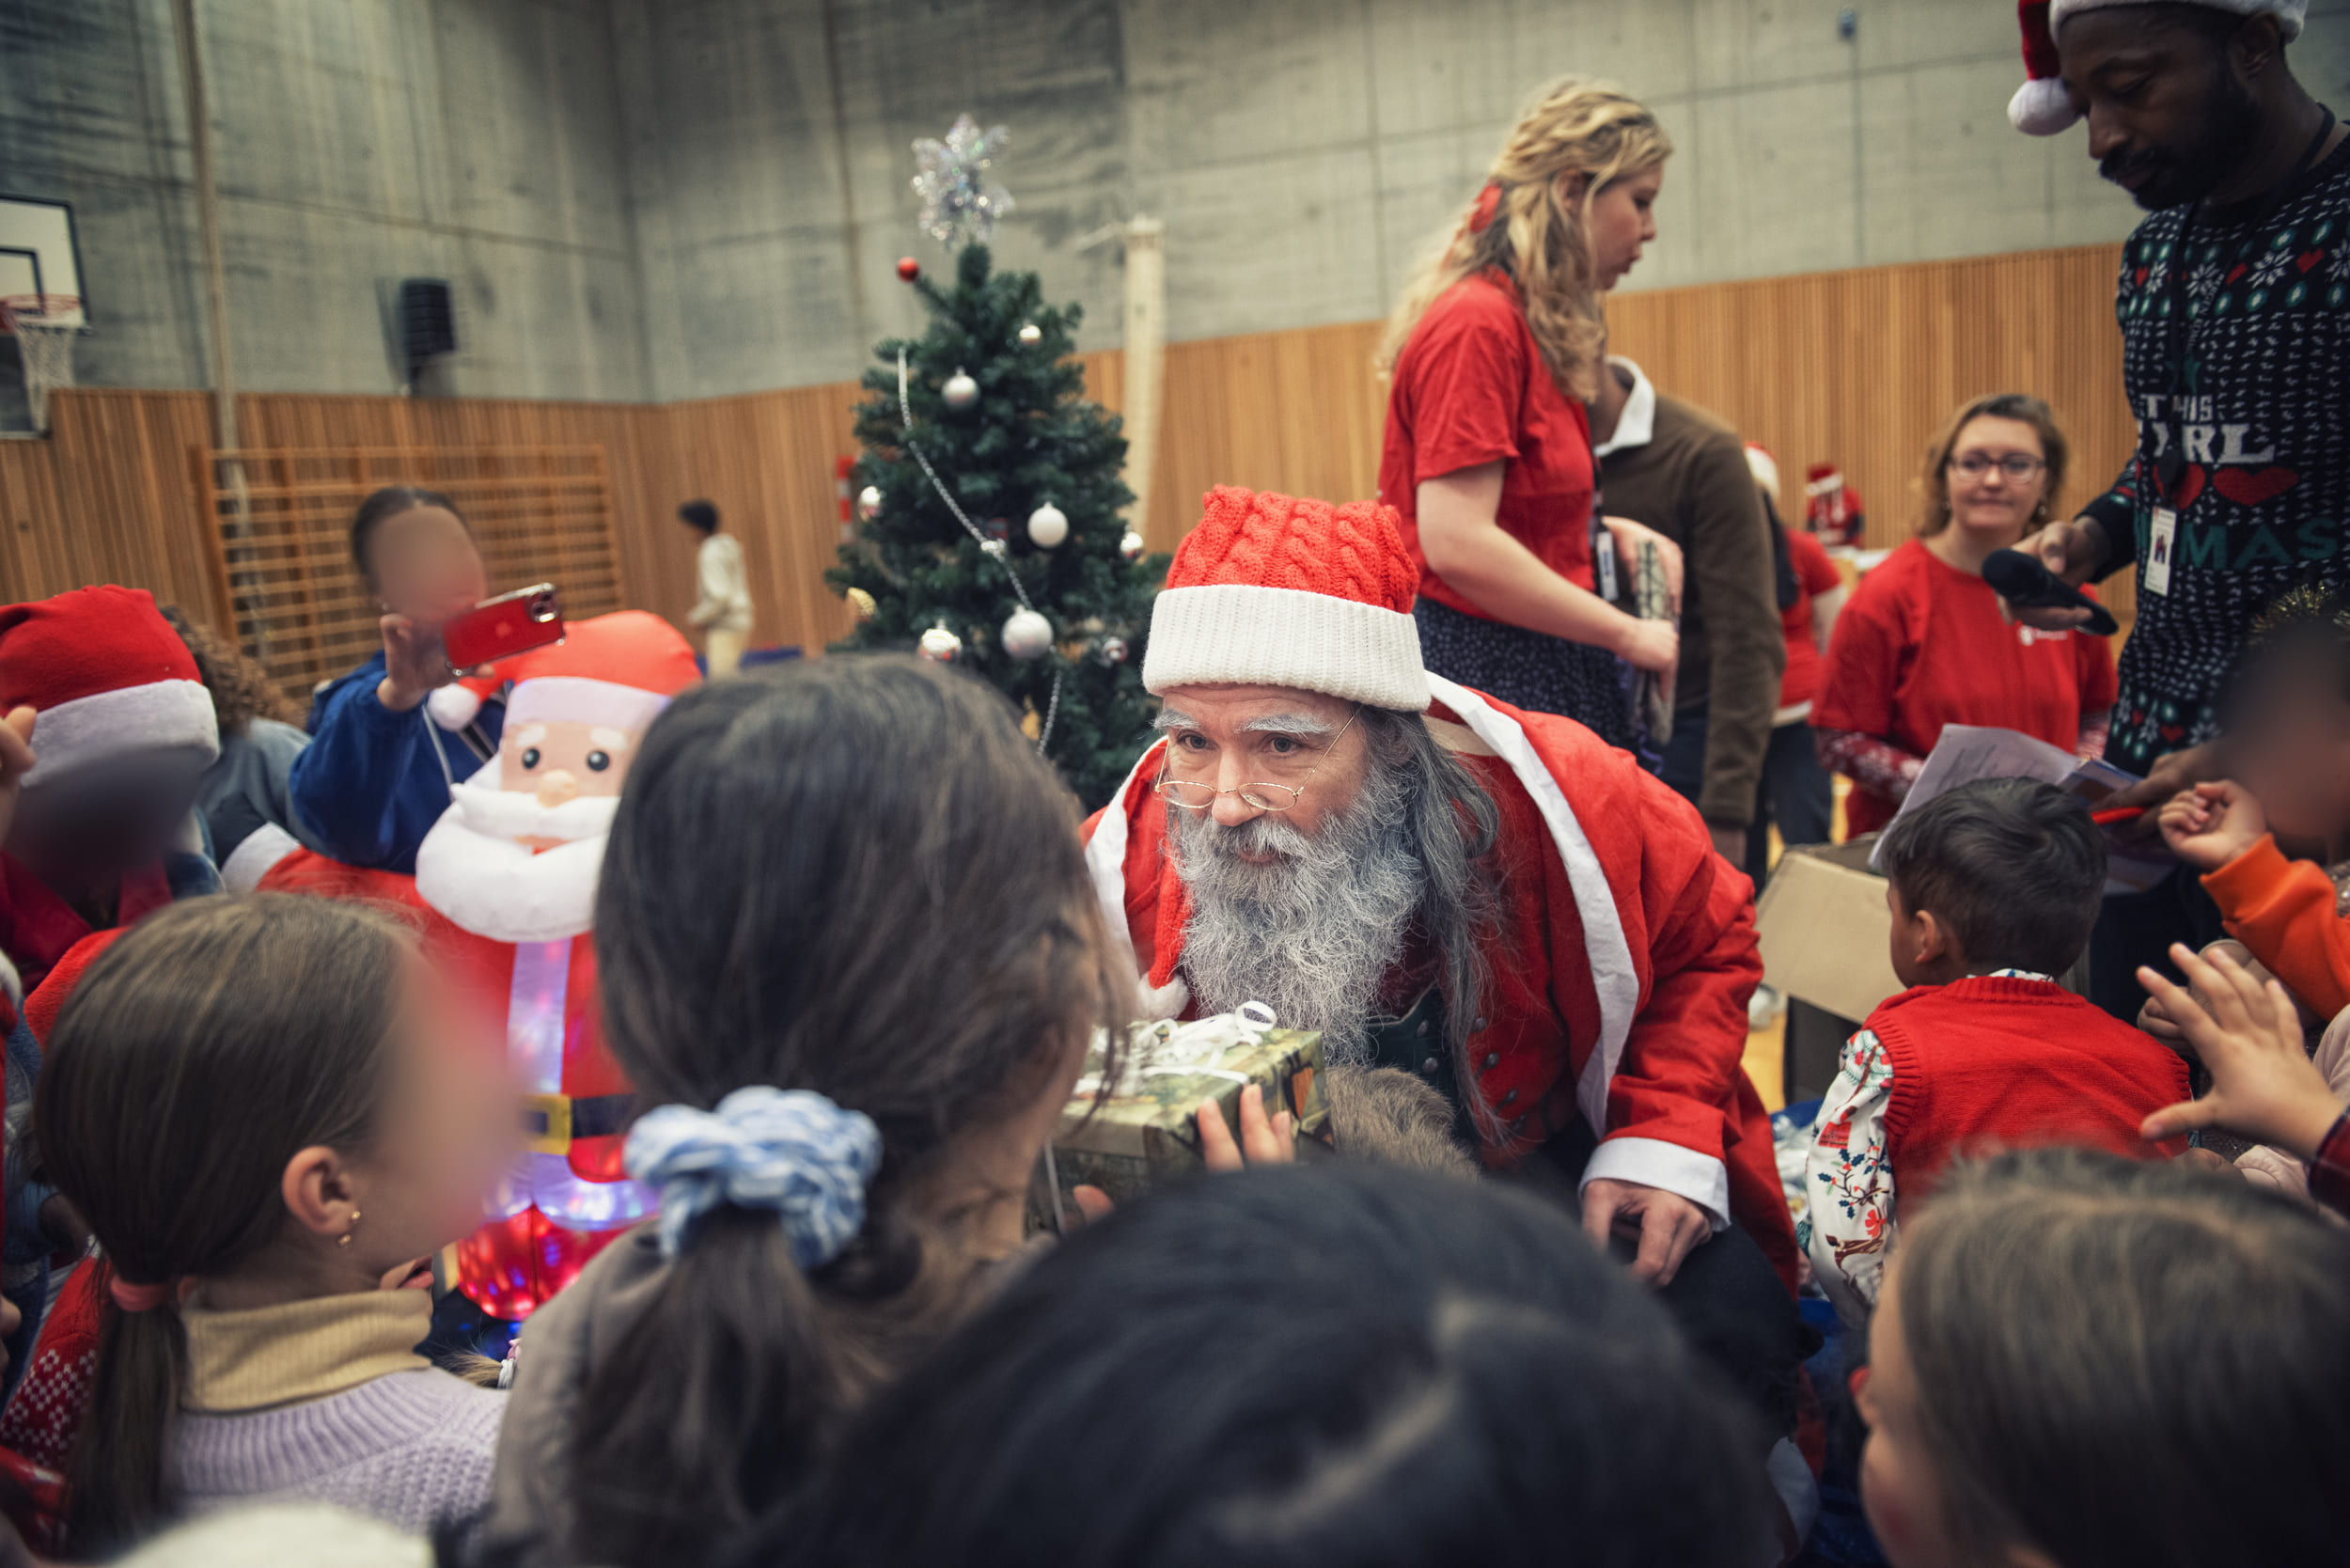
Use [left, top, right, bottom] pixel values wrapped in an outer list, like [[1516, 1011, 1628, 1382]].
[[1044, 1012, 1329, 1214]]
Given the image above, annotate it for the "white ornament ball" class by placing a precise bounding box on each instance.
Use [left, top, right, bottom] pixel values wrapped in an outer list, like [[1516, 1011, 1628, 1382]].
[[1119, 530, 1146, 562], [855, 484, 882, 523], [1018, 322, 1042, 347], [1099, 635, 1129, 665], [1026, 502, 1069, 548], [918, 625, 963, 663], [1001, 608, 1054, 661], [943, 369, 979, 412]]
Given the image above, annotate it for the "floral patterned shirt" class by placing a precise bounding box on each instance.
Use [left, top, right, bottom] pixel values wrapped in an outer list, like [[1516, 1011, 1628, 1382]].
[[1797, 971, 2053, 1325]]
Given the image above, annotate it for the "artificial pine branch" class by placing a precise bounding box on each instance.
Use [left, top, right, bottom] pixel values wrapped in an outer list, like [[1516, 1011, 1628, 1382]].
[[827, 243, 1169, 808]]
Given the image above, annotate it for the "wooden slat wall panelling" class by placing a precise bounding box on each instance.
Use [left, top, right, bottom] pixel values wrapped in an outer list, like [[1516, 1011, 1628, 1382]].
[[2, 243, 2135, 655], [195, 445, 624, 705]]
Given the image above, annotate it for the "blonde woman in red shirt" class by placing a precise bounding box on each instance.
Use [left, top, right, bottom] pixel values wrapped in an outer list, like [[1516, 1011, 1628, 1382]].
[[1377, 78, 1682, 751], [1814, 394, 2118, 836]]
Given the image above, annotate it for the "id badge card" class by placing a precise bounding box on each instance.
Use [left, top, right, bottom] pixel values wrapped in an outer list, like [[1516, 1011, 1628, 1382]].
[[2145, 508, 2178, 597], [1592, 513, 1620, 603]]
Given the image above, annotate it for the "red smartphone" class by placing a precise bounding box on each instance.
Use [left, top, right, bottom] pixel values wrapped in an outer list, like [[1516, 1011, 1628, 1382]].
[[443, 584, 564, 669]]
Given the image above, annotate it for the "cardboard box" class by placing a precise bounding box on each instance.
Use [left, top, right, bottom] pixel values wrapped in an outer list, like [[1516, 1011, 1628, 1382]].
[[1755, 836, 1904, 1028], [1046, 1017, 1329, 1211]]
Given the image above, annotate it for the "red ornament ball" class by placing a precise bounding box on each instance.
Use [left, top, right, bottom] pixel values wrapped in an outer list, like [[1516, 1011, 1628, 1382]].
[[896, 257, 921, 282]]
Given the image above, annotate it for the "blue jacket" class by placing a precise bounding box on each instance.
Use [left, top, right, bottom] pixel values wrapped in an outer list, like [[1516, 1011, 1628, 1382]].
[[290, 653, 503, 874]]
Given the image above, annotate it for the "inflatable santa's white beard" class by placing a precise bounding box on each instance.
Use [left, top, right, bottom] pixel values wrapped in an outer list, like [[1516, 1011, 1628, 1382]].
[[414, 777, 619, 944]]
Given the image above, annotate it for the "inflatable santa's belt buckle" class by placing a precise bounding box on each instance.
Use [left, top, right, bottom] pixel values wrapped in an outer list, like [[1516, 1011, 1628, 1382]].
[[523, 1090, 635, 1155]]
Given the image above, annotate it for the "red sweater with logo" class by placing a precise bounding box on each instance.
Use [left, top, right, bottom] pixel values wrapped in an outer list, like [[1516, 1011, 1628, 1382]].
[[1815, 541, 2117, 835], [1870, 976, 2190, 1198]]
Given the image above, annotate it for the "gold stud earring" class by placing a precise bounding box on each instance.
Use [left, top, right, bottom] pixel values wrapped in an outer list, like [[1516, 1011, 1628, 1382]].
[[338, 1210, 361, 1247]]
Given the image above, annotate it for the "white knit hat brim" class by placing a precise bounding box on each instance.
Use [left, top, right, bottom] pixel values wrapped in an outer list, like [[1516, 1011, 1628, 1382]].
[[20, 679, 220, 786], [2050, 0, 2304, 40], [1143, 583, 1434, 713]]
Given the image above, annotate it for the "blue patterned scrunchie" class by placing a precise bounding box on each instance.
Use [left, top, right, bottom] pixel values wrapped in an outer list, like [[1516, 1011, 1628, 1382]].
[[623, 1085, 884, 1266]]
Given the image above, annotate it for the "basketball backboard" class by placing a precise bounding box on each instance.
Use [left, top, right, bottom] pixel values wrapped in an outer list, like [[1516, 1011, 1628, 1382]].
[[0, 196, 86, 328]]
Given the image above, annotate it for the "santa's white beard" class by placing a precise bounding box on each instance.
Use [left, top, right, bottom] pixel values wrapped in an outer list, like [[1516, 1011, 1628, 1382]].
[[1173, 754, 1424, 1064], [414, 779, 614, 943]]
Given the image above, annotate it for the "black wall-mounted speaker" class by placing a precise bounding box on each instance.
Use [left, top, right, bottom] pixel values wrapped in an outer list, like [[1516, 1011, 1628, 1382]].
[[399, 278, 457, 366]]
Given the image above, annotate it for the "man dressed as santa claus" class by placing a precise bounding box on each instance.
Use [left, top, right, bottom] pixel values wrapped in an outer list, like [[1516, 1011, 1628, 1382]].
[[269, 610, 699, 1326], [1090, 487, 1805, 1440]]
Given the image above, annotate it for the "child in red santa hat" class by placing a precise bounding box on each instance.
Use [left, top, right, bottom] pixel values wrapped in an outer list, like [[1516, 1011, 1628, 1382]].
[[0, 586, 222, 998]]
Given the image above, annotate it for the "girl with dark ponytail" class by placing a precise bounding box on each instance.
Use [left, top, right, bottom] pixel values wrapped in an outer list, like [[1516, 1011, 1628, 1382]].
[[482, 654, 1129, 1568], [35, 894, 523, 1556]]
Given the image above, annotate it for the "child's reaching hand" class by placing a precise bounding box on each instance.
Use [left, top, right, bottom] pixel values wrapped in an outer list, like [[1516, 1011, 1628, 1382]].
[[2138, 942, 2345, 1161], [2157, 780, 2267, 871]]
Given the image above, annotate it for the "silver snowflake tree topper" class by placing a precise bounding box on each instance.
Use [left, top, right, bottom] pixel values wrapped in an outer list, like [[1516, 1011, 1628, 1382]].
[[912, 114, 1013, 247]]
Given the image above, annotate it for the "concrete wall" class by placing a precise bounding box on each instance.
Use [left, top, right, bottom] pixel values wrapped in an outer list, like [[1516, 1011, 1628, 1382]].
[[620, 0, 2350, 400], [0, 0, 647, 399], [8, 0, 2350, 403]]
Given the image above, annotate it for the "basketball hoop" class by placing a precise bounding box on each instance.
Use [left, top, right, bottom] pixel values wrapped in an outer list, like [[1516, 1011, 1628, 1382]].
[[1, 294, 82, 433]]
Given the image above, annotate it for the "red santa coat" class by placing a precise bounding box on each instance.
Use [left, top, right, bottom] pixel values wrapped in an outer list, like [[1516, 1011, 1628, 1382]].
[[260, 850, 646, 1318], [1087, 675, 1797, 1291]]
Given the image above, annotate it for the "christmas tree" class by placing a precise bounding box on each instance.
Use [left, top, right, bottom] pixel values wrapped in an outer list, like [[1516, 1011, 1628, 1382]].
[[828, 118, 1166, 809]]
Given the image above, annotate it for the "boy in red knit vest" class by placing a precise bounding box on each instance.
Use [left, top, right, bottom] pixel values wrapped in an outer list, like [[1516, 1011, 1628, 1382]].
[[1800, 778, 2189, 1325]]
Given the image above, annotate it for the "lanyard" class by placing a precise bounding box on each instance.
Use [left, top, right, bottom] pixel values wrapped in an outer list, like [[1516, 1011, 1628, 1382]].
[[2153, 106, 2336, 505]]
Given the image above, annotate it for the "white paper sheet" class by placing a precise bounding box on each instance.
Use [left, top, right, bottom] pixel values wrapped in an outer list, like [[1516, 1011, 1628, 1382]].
[[1868, 724, 2175, 896]]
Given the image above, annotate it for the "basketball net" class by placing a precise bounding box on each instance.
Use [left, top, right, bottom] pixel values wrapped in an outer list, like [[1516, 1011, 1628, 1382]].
[[2, 295, 80, 433]]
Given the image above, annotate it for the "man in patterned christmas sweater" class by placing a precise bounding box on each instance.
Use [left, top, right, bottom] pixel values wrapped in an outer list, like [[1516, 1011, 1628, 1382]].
[[1800, 780, 2189, 1328], [2005, 0, 2349, 1018]]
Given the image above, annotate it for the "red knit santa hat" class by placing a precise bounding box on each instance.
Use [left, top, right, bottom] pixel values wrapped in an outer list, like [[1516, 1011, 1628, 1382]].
[[499, 610, 700, 734], [1143, 486, 1432, 713], [0, 586, 218, 788], [2012, 0, 2309, 135]]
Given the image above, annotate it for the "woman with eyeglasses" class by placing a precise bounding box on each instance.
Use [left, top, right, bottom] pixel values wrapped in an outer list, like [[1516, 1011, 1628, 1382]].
[[1813, 393, 2119, 837]]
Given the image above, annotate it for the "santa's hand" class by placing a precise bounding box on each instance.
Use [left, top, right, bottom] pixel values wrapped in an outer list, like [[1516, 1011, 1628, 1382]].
[[0, 706, 35, 851], [377, 613, 456, 713], [1582, 1178, 1712, 1287], [1198, 1083, 1296, 1170]]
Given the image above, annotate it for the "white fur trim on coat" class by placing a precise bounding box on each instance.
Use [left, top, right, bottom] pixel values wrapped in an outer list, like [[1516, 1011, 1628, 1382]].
[[1144, 584, 1434, 713], [1422, 676, 1640, 1141], [219, 823, 301, 894]]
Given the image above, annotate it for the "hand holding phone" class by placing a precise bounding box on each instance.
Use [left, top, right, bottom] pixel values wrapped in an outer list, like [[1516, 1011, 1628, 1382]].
[[1982, 549, 2119, 636], [443, 584, 564, 670]]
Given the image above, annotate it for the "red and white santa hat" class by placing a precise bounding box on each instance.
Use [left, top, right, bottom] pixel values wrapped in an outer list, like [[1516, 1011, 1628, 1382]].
[[2012, 0, 2308, 135], [1143, 486, 1432, 713], [0, 586, 219, 787], [498, 610, 700, 734], [1744, 443, 1781, 505]]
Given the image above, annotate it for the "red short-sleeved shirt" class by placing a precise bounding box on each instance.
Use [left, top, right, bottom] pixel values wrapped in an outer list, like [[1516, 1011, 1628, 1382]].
[[1379, 271, 1596, 618], [1779, 528, 1844, 710], [1814, 539, 2120, 836]]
